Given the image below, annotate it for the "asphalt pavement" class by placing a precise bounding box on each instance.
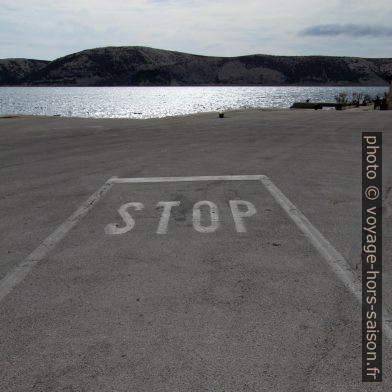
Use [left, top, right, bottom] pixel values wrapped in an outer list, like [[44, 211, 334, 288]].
[[0, 110, 391, 391]]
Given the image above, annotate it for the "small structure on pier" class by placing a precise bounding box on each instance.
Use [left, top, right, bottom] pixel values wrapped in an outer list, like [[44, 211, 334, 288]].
[[290, 102, 346, 110]]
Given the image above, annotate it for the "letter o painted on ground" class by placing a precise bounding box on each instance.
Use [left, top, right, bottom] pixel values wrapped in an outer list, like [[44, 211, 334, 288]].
[[192, 201, 220, 233]]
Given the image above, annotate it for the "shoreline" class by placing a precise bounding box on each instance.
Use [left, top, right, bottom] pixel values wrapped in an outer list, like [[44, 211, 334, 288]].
[[0, 84, 390, 87], [0, 104, 382, 121], [0, 107, 297, 122]]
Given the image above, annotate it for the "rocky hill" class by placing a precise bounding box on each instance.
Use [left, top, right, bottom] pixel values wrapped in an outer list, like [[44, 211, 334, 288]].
[[1, 47, 391, 86], [0, 59, 49, 85]]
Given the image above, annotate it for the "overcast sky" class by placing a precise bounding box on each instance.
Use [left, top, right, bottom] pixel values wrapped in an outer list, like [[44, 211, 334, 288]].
[[1, 0, 391, 60]]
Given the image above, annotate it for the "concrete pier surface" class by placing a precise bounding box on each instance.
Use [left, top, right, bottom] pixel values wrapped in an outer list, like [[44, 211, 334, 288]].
[[0, 109, 391, 391]]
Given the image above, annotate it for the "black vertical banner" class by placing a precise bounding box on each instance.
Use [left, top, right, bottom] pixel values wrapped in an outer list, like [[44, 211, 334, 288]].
[[362, 132, 382, 382]]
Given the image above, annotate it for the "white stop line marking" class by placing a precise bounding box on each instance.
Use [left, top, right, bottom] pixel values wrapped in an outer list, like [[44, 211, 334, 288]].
[[105, 199, 257, 235], [0, 174, 390, 342]]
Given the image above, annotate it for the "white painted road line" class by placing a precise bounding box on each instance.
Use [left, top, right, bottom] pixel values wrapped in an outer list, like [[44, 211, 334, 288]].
[[2, 175, 264, 302], [0, 179, 114, 303], [1, 173, 390, 344], [109, 175, 265, 183], [260, 176, 392, 342]]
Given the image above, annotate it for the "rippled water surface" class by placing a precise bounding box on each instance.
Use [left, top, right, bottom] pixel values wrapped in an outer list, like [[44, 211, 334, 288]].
[[0, 86, 388, 119]]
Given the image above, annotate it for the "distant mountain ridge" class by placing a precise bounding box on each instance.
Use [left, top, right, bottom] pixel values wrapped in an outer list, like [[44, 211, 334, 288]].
[[1, 46, 391, 86], [0, 59, 50, 85]]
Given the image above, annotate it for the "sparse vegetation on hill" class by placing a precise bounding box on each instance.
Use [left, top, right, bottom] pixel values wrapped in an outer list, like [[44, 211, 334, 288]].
[[0, 47, 391, 86]]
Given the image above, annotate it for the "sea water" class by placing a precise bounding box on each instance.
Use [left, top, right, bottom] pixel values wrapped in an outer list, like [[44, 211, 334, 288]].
[[0, 86, 388, 119]]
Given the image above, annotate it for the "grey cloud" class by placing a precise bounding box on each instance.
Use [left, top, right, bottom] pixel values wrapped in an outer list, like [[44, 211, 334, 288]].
[[300, 24, 392, 38]]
